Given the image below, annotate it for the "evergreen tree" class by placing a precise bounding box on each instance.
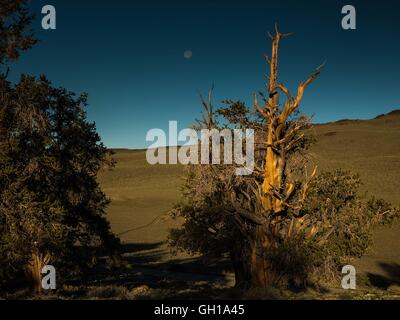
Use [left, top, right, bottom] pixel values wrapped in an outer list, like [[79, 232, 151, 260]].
[[0, 1, 120, 291], [170, 28, 400, 289], [0, 75, 120, 290]]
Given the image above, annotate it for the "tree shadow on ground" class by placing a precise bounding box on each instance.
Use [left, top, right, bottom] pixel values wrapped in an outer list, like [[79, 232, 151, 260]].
[[79, 241, 234, 299], [71, 242, 336, 299], [367, 262, 400, 289], [121, 241, 232, 275], [120, 241, 167, 264]]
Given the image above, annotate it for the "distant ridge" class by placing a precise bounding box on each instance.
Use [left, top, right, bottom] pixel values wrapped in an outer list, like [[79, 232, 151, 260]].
[[110, 148, 147, 152], [374, 109, 400, 119], [110, 110, 400, 151], [386, 109, 400, 116], [318, 109, 400, 125]]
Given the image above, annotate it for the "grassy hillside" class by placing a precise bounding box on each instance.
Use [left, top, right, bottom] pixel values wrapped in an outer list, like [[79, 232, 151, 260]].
[[98, 149, 183, 244], [98, 111, 400, 283], [311, 111, 400, 283], [312, 110, 400, 205]]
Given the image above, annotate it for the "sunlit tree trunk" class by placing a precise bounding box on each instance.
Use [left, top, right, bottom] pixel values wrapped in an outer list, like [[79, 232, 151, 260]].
[[246, 25, 321, 287], [28, 250, 48, 294], [197, 25, 321, 288]]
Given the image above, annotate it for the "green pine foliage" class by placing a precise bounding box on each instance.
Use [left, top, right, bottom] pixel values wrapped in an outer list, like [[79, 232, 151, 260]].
[[0, 75, 120, 287], [0, 0, 36, 68], [0, 1, 120, 289]]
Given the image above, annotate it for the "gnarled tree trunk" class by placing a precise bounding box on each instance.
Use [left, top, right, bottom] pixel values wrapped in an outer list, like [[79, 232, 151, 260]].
[[241, 25, 321, 288], [27, 250, 49, 293], [197, 25, 321, 289]]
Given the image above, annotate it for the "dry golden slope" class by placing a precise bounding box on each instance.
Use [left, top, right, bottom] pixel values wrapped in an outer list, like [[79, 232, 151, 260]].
[[98, 149, 183, 244], [98, 111, 400, 275], [311, 110, 400, 206], [311, 111, 400, 279]]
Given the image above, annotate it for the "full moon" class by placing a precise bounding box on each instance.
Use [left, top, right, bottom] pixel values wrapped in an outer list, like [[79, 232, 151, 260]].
[[184, 50, 193, 59]]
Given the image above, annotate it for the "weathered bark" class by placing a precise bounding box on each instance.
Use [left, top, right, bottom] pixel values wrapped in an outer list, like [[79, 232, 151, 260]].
[[29, 252, 43, 293], [261, 123, 285, 213], [256, 26, 321, 216], [230, 225, 282, 288], [27, 250, 49, 293], [230, 249, 248, 288], [245, 25, 321, 288], [201, 26, 321, 289], [249, 227, 271, 287]]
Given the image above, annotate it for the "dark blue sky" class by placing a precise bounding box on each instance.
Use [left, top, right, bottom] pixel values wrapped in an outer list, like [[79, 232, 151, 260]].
[[9, 0, 400, 148]]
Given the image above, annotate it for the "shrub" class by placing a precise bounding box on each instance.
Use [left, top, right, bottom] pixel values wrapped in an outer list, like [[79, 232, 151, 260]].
[[303, 170, 399, 281]]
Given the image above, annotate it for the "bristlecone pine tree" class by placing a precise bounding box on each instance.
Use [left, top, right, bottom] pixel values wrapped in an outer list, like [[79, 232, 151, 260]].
[[243, 26, 323, 287], [170, 26, 400, 289], [0, 75, 121, 292], [174, 26, 323, 288], [0, 75, 120, 292], [0, 0, 120, 292]]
